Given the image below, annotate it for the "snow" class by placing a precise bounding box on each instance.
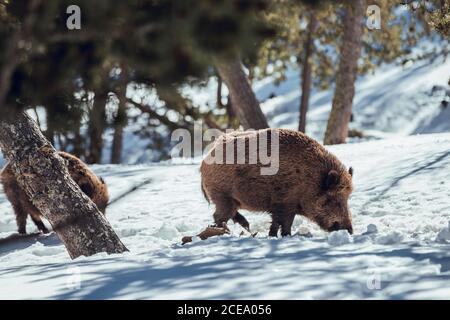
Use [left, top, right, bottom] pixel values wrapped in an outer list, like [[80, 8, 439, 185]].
[[1, 133, 450, 299], [436, 222, 450, 244], [327, 230, 352, 246]]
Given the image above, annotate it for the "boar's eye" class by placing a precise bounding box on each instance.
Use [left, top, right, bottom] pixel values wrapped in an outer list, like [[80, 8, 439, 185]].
[[322, 170, 340, 191], [349, 167, 353, 177]]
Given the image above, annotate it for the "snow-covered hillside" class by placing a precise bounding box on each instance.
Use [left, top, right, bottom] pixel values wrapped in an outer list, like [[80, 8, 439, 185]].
[[1, 133, 450, 299], [256, 55, 450, 141]]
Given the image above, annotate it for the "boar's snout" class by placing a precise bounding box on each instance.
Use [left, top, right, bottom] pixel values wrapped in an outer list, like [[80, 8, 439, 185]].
[[328, 221, 353, 234]]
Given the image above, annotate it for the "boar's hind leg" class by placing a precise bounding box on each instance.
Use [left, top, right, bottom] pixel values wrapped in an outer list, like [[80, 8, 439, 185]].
[[13, 202, 28, 235], [212, 195, 237, 227], [232, 212, 250, 231], [269, 218, 280, 237], [3, 180, 28, 234], [280, 212, 295, 237], [29, 210, 49, 234]]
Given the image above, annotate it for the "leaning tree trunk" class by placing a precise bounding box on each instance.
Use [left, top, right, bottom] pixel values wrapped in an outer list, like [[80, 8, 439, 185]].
[[215, 58, 269, 130], [87, 91, 108, 164], [0, 112, 128, 259], [298, 12, 318, 133], [324, 0, 365, 145]]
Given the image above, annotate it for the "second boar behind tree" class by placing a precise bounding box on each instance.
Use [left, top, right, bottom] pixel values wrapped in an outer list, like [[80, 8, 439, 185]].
[[1, 151, 109, 234], [200, 128, 354, 237]]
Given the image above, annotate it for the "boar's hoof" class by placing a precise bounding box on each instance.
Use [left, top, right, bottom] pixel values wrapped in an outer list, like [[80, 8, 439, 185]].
[[281, 231, 292, 237], [232, 212, 250, 232]]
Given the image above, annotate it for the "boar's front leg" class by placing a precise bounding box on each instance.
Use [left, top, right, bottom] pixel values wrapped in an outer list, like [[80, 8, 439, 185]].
[[269, 219, 280, 237], [270, 205, 296, 237], [280, 212, 295, 237]]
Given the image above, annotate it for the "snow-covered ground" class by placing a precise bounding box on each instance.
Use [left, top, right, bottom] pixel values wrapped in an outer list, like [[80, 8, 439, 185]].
[[1, 133, 450, 299]]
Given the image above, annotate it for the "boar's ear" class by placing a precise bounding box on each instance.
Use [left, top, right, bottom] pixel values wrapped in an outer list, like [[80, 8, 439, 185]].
[[349, 167, 353, 177], [322, 170, 340, 191]]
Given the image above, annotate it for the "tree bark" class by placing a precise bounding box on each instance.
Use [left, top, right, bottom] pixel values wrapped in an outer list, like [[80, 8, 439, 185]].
[[298, 12, 318, 133], [215, 58, 269, 130], [324, 0, 365, 145], [0, 111, 128, 259], [87, 92, 108, 164]]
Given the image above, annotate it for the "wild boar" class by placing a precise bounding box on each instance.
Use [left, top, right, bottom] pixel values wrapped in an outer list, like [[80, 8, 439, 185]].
[[0, 151, 109, 234], [200, 128, 353, 237]]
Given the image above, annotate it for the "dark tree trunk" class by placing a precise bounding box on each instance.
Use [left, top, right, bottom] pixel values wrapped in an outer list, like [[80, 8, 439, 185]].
[[225, 96, 238, 129], [324, 0, 365, 145], [72, 130, 84, 159], [0, 111, 128, 259], [111, 84, 127, 164], [87, 92, 108, 164], [70, 115, 84, 159], [216, 75, 224, 108], [215, 58, 269, 130], [45, 110, 56, 146], [0, 0, 41, 118], [298, 13, 318, 133]]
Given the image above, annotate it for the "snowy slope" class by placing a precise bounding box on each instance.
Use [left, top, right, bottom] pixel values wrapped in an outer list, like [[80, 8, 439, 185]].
[[256, 55, 450, 141], [1, 133, 450, 299]]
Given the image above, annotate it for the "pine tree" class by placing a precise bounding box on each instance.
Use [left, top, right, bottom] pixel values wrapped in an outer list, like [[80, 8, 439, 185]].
[[216, 58, 269, 130], [299, 11, 317, 133], [324, 0, 366, 145]]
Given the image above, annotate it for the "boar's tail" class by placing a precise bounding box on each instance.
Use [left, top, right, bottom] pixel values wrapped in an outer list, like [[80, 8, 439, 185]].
[[201, 182, 210, 204]]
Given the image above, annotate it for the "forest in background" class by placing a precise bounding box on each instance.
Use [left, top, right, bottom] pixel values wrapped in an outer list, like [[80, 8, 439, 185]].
[[1, 0, 449, 165]]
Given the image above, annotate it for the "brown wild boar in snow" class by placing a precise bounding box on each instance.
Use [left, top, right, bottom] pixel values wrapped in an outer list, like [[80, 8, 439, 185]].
[[0, 152, 109, 234], [200, 128, 353, 237]]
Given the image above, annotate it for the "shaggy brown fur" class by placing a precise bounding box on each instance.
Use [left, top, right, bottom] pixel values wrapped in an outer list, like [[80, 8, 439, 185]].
[[200, 128, 353, 237], [0, 152, 109, 234]]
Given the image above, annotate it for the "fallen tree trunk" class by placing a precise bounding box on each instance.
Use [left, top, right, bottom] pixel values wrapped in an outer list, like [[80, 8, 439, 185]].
[[0, 111, 128, 259]]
